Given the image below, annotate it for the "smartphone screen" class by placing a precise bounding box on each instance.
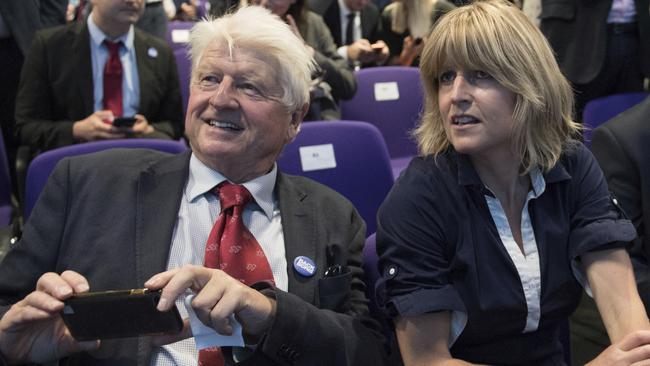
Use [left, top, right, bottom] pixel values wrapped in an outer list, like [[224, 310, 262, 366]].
[[112, 117, 137, 128], [61, 289, 183, 341]]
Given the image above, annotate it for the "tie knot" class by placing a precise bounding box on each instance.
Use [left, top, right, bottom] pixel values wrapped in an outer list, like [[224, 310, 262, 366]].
[[347, 12, 356, 20], [215, 182, 252, 211], [104, 40, 122, 55]]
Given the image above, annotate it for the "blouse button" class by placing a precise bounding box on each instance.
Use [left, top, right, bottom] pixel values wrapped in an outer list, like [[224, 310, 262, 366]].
[[386, 265, 398, 278]]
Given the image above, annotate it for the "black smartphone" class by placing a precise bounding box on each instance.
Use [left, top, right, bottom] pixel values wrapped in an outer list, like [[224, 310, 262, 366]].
[[61, 288, 183, 341], [112, 116, 137, 128]]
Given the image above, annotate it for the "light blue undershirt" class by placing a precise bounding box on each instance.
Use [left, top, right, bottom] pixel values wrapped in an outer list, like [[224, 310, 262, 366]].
[[87, 13, 140, 117]]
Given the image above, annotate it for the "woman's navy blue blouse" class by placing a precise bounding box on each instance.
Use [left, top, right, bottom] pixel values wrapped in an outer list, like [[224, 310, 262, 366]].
[[376, 143, 636, 365]]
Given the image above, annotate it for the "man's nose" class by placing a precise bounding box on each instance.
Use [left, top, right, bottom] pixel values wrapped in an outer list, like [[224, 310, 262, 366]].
[[208, 78, 238, 109]]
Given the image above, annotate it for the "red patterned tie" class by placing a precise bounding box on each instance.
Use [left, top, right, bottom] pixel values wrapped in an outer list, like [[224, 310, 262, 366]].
[[199, 182, 275, 366], [103, 40, 123, 117]]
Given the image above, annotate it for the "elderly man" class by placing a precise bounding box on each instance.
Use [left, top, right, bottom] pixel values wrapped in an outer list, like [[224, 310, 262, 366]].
[[0, 6, 387, 366], [15, 0, 183, 153]]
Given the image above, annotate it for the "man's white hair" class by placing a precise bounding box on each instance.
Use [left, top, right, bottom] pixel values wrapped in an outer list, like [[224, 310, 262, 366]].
[[189, 6, 316, 112]]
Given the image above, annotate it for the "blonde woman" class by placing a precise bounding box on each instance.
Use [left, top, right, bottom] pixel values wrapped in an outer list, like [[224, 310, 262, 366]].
[[376, 1, 650, 364], [381, 0, 455, 66]]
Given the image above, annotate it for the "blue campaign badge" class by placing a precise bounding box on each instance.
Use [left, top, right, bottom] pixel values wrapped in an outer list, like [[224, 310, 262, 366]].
[[147, 47, 158, 58], [293, 256, 317, 277]]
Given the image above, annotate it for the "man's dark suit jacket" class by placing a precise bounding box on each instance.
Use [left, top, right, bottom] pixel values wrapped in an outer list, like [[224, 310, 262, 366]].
[[0, 0, 67, 55], [0, 149, 387, 366], [14, 22, 184, 152], [540, 0, 650, 85], [308, 0, 383, 48], [592, 96, 650, 307]]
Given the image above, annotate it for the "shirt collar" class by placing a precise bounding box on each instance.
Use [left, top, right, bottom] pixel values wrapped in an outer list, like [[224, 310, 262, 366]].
[[186, 154, 277, 220], [87, 12, 135, 51], [528, 167, 546, 199], [338, 0, 355, 17]]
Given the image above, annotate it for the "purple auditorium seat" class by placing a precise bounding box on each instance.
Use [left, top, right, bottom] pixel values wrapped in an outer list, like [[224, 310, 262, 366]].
[[340, 66, 423, 178], [363, 232, 397, 346], [582, 92, 649, 147], [363, 233, 380, 318], [24, 139, 188, 220], [277, 121, 394, 236], [166, 21, 194, 115], [0, 130, 12, 227]]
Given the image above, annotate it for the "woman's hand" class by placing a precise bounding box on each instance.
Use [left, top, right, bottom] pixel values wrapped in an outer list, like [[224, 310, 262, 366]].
[[587, 330, 650, 366], [399, 36, 425, 66]]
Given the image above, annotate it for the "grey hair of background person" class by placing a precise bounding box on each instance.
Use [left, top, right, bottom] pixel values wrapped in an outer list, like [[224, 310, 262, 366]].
[[188, 6, 317, 113]]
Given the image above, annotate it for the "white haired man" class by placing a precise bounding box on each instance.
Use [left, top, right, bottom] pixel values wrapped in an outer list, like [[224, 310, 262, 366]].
[[0, 6, 388, 366]]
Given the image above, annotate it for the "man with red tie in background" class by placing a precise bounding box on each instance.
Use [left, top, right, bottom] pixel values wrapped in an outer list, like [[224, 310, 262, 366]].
[[0, 6, 389, 366], [14, 0, 183, 153]]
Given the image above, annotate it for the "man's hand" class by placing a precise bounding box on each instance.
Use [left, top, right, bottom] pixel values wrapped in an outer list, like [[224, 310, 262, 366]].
[[347, 39, 375, 63], [131, 114, 155, 136], [370, 40, 390, 65], [0, 271, 100, 364], [178, 0, 198, 21], [72, 110, 126, 141], [145, 265, 276, 340], [587, 330, 650, 366]]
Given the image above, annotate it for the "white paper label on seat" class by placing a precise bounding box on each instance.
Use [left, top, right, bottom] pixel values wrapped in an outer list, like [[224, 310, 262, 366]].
[[299, 144, 337, 172], [171, 29, 190, 44], [374, 82, 400, 101]]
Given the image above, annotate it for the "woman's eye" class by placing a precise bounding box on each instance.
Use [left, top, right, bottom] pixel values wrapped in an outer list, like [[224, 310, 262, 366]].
[[474, 70, 492, 80], [439, 71, 455, 84]]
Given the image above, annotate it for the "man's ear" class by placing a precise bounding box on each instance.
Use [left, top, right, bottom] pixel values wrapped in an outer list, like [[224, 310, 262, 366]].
[[287, 103, 309, 141]]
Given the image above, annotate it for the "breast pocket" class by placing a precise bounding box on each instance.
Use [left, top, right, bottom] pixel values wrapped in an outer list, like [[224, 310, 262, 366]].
[[318, 271, 352, 312]]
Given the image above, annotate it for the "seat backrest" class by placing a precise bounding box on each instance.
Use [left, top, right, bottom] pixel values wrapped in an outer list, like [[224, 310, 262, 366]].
[[582, 92, 649, 146], [0, 128, 12, 227], [340, 66, 423, 159], [166, 21, 194, 115], [277, 121, 394, 235], [363, 232, 398, 349], [363, 233, 381, 318], [24, 139, 188, 220]]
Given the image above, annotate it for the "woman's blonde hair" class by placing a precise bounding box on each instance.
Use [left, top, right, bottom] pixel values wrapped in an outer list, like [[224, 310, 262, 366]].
[[415, 0, 580, 173]]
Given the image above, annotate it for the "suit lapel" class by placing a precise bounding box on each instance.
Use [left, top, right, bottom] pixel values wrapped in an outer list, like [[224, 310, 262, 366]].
[[135, 151, 189, 366], [73, 23, 94, 116], [135, 151, 190, 284], [325, 1, 343, 47], [276, 174, 320, 304], [134, 30, 156, 116], [360, 8, 374, 40]]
